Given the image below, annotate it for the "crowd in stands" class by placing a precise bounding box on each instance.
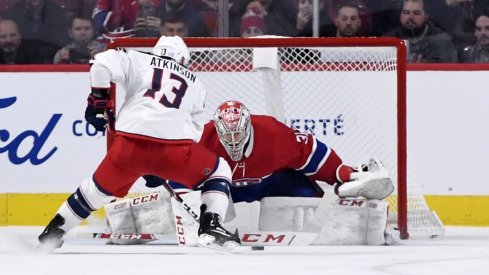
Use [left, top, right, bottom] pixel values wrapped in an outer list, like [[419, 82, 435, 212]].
[[1, 0, 489, 64]]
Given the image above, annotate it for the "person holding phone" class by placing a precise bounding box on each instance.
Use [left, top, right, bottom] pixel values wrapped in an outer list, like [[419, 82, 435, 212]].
[[54, 16, 106, 64]]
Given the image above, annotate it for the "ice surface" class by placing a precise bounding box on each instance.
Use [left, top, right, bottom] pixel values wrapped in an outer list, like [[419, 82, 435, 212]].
[[0, 226, 488, 275]]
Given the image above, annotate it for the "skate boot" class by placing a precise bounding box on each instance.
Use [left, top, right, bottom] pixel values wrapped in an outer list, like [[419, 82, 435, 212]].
[[37, 214, 66, 252], [198, 205, 240, 250]]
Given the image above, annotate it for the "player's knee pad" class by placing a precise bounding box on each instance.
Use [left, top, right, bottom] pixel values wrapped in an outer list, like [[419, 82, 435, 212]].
[[201, 157, 231, 196], [200, 158, 232, 218]]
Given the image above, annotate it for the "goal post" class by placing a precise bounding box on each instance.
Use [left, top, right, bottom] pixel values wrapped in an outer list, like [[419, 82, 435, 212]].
[[107, 37, 444, 240]]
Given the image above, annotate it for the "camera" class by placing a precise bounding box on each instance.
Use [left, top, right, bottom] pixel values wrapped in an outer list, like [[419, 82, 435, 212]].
[[69, 48, 91, 63], [137, 5, 156, 19]]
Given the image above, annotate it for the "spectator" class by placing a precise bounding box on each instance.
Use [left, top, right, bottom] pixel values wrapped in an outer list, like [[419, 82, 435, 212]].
[[240, 15, 267, 37], [133, 0, 163, 37], [295, 0, 335, 37], [420, 0, 465, 57], [238, 0, 296, 37], [449, 0, 489, 48], [326, 0, 372, 36], [461, 12, 489, 62], [3, 0, 71, 49], [51, 0, 97, 19], [0, 19, 37, 64], [193, 0, 245, 37], [160, 0, 210, 37], [92, 0, 163, 41], [363, 0, 401, 36], [334, 0, 362, 37], [225, 0, 252, 37], [53, 16, 106, 64], [385, 0, 457, 63], [160, 12, 188, 36]]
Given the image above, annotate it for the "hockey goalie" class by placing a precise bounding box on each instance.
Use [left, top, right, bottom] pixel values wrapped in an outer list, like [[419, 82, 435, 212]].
[[103, 100, 399, 246]]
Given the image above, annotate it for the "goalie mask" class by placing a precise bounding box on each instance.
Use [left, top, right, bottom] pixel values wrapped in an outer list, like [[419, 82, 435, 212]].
[[214, 101, 251, 161], [152, 35, 190, 67]]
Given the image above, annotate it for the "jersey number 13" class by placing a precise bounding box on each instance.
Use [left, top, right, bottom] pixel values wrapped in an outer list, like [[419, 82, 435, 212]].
[[143, 68, 188, 109]]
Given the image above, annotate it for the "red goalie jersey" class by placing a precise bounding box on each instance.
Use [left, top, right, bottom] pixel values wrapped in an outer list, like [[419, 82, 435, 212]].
[[195, 114, 345, 203]]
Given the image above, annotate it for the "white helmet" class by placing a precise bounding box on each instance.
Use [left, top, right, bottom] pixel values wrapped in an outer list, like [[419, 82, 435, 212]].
[[152, 35, 190, 66], [214, 100, 252, 161]]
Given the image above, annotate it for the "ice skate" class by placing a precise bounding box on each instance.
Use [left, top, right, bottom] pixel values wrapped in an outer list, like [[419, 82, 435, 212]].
[[37, 214, 66, 252], [198, 206, 240, 252]]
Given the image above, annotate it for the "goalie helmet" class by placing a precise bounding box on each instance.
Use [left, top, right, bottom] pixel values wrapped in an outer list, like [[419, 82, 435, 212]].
[[152, 35, 190, 67], [214, 100, 252, 161]]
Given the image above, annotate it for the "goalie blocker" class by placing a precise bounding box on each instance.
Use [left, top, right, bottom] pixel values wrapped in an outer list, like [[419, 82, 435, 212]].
[[103, 189, 400, 246]]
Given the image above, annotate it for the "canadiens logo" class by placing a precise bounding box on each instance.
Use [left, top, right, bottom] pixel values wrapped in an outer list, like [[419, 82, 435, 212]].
[[203, 168, 211, 175], [231, 178, 262, 187]]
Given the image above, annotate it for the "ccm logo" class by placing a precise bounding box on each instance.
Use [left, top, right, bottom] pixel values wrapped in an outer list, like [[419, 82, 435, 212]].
[[175, 215, 186, 245], [104, 233, 143, 239], [241, 234, 286, 244], [338, 199, 365, 207], [131, 193, 159, 205]]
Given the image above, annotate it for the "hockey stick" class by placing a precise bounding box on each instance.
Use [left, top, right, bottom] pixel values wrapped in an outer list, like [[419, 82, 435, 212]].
[[160, 180, 200, 222], [78, 232, 170, 241], [78, 230, 318, 246]]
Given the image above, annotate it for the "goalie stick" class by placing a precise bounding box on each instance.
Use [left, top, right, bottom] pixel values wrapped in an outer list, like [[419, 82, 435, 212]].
[[157, 181, 242, 253], [78, 231, 318, 247]]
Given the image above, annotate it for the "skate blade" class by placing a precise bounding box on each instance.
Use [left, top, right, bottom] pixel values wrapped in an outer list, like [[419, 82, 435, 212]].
[[35, 240, 62, 254], [197, 234, 240, 254]]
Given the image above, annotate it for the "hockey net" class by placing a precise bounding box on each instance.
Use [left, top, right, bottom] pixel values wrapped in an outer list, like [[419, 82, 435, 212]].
[[108, 37, 444, 239]]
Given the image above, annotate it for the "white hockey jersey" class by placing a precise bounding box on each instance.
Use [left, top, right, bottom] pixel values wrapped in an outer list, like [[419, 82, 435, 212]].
[[90, 49, 207, 142]]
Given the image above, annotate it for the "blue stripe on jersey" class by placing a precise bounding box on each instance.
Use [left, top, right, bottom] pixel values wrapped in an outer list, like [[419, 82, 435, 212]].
[[67, 189, 93, 219], [168, 181, 189, 190], [201, 178, 230, 196], [299, 139, 329, 175]]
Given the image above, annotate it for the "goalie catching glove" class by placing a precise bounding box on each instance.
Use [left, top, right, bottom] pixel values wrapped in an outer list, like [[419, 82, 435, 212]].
[[85, 88, 114, 132], [335, 158, 394, 200]]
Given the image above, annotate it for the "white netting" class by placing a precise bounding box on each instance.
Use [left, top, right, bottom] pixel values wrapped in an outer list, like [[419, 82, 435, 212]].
[[111, 37, 444, 239]]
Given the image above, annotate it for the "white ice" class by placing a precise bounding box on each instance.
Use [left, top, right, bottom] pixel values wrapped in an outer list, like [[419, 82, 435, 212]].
[[0, 226, 488, 275]]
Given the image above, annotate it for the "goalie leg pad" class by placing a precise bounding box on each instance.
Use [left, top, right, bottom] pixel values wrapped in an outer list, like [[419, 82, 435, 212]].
[[105, 191, 175, 245], [366, 200, 389, 245], [314, 197, 392, 245], [259, 197, 320, 232]]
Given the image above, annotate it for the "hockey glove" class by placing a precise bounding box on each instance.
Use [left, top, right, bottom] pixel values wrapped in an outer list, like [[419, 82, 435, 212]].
[[85, 94, 110, 131], [142, 175, 166, 188], [335, 158, 394, 200]]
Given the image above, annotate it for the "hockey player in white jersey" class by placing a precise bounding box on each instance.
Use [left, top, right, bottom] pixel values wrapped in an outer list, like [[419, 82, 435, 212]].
[[37, 35, 240, 251]]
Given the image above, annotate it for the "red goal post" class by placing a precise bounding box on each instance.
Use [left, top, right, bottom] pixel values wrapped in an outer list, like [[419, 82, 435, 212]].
[[107, 37, 444, 240]]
